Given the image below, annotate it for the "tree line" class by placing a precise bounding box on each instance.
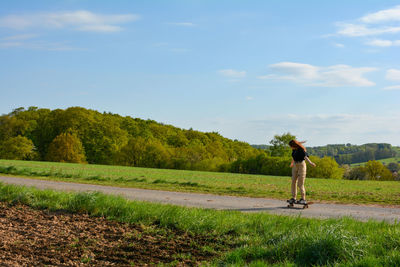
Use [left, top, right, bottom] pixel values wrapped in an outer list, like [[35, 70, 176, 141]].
[[253, 143, 397, 165], [0, 107, 261, 171], [0, 107, 398, 181], [306, 143, 396, 164]]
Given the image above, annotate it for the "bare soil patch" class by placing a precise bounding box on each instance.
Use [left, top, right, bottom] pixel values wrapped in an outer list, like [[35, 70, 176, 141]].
[[0, 202, 223, 266]]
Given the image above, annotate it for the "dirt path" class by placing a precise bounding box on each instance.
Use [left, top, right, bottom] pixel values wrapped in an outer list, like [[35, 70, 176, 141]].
[[1, 176, 399, 223]]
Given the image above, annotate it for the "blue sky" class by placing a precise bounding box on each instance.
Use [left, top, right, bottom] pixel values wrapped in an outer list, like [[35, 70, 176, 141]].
[[1, 0, 400, 146]]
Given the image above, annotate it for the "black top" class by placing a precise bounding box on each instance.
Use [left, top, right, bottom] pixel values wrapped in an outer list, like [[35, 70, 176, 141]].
[[292, 148, 308, 162]]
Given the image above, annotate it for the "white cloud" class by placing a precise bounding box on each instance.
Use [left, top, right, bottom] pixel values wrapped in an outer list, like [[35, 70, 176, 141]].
[[336, 23, 400, 37], [245, 96, 254, 101], [168, 22, 196, 27], [1, 32, 77, 51], [0, 39, 79, 51], [0, 10, 139, 32], [360, 5, 400, 24], [258, 62, 376, 87], [268, 62, 319, 80], [0, 42, 22, 48], [385, 69, 400, 81], [218, 69, 246, 78], [365, 39, 400, 47], [333, 5, 400, 48], [383, 85, 400, 90], [2, 34, 38, 40], [78, 24, 122, 32], [334, 43, 345, 48]]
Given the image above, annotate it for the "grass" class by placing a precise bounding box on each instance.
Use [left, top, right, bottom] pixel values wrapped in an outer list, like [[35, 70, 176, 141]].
[[0, 182, 399, 266], [376, 157, 400, 165], [0, 159, 399, 206]]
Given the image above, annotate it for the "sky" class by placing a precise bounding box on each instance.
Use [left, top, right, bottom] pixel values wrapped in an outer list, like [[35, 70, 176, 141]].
[[1, 0, 400, 146]]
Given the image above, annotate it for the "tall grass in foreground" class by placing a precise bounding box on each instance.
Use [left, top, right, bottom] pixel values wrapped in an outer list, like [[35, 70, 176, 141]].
[[0, 182, 399, 266]]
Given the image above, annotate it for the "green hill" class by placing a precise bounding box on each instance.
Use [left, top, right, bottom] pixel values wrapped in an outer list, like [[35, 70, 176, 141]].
[[306, 144, 397, 165], [0, 107, 260, 172]]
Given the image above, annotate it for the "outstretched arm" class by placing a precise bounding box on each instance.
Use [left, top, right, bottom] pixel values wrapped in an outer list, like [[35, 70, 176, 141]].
[[305, 156, 316, 167]]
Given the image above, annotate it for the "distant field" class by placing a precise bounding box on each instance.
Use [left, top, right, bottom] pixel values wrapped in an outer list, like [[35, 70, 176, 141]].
[[0, 159, 399, 206], [351, 157, 400, 167], [377, 157, 400, 165]]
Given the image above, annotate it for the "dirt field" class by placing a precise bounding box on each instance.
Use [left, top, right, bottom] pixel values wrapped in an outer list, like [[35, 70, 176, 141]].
[[0, 202, 222, 266]]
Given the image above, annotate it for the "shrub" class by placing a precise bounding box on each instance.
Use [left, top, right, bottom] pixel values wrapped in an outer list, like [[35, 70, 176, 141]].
[[307, 156, 344, 179], [344, 166, 367, 180], [364, 160, 393, 181], [46, 132, 86, 163], [0, 136, 36, 160]]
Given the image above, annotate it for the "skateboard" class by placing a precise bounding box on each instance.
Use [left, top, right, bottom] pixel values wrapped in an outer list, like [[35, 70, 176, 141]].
[[286, 200, 313, 209]]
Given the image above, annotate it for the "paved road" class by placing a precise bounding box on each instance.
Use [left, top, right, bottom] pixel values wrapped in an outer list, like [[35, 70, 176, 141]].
[[1, 176, 399, 223]]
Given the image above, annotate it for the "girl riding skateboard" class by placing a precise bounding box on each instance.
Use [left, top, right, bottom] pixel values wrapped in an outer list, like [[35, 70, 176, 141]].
[[287, 139, 316, 206]]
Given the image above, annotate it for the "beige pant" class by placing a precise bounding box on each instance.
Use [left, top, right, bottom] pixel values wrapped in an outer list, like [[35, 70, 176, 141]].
[[292, 161, 306, 200]]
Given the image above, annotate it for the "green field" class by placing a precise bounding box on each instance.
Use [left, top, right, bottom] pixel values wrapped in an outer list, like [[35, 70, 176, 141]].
[[0, 159, 399, 206], [376, 157, 400, 165], [0, 182, 399, 266], [351, 157, 400, 167]]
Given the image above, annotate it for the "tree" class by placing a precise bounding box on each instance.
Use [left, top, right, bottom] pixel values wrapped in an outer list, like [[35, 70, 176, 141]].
[[269, 133, 296, 157], [167, 131, 188, 147], [0, 136, 35, 160], [115, 137, 146, 166], [0, 114, 31, 140], [260, 156, 292, 176], [306, 156, 344, 179], [46, 132, 86, 163], [141, 139, 171, 168], [387, 162, 400, 173], [345, 166, 367, 180], [364, 160, 393, 181], [117, 137, 171, 168]]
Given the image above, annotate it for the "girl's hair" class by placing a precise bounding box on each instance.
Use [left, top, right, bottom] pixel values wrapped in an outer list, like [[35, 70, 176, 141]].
[[289, 139, 307, 151]]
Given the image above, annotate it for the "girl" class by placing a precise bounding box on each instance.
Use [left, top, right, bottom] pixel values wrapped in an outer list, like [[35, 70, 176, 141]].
[[288, 140, 316, 205]]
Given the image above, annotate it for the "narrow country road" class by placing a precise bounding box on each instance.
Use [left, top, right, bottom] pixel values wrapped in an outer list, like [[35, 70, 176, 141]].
[[1, 176, 399, 223]]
